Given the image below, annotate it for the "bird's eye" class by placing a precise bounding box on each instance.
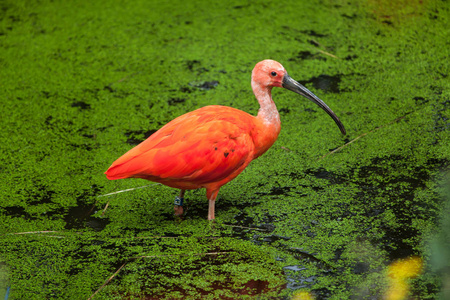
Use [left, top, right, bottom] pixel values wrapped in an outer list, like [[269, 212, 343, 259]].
[[271, 71, 277, 77]]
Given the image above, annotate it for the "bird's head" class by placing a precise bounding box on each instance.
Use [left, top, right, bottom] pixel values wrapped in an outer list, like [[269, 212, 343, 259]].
[[252, 59, 286, 88], [252, 59, 346, 135]]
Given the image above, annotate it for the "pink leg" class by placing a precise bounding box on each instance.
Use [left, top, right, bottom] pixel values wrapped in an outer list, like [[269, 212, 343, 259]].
[[208, 199, 215, 220], [206, 189, 219, 220]]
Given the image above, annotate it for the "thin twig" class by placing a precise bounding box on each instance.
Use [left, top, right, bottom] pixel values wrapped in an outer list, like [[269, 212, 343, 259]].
[[87, 262, 127, 300], [316, 49, 340, 59], [101, 201, 110, 216], [222, 224, 268, 231], [307, 39, 340, 59], [10, 231, 59, 235], [97, 183, 161, 198], [319, 132, 368, 160], [319, 113, 410, 160]]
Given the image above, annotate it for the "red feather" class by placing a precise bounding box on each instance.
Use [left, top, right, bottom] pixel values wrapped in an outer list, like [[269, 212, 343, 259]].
[[105, 106, 259, 190]]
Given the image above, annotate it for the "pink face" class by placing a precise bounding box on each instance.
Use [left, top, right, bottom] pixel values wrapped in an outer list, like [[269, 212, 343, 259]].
[[252, 60, 287, 88], [251, 59, 347, 135]]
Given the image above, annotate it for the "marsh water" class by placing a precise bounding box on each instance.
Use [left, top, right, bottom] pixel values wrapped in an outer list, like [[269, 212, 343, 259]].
[[1, 0, 449, 299]]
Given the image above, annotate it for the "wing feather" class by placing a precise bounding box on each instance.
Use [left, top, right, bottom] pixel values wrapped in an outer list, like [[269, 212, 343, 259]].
[[105, 106, 256, 186]]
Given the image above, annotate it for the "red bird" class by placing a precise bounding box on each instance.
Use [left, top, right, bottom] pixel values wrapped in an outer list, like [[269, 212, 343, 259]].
[[105, 60, 346, 220]]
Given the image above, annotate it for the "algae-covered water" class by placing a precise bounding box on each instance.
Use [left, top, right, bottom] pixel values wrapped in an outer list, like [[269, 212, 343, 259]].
[[1, 0, 450, 299]]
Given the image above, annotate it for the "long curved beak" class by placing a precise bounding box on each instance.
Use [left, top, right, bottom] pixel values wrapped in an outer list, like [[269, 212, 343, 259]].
[[282, 73, 346, 135]]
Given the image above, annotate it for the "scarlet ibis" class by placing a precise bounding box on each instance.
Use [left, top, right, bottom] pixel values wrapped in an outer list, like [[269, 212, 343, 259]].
[[105, 60, 346, 220]]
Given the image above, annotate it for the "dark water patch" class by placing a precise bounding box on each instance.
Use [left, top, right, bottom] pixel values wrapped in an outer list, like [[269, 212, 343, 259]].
[[256, 185, 293, 196], [103, 85, 114, 93], [64, 201, 93, 229], [71, 100, 91, 110], [352, 261, 370, 274], [304, 108, 316, 113], [69, 142, 93, 151], [342, 13, 357, 19], [255, 181, 310, 196], [65, 185, 108, 231], [257, 222, 276, 233], [227, 211, 276, 240], [254, 234, 291, 245], [185, 59, 209, 74], [234, 211, 255, 226], [333, 247, 344, 263], [430, 85, 443, 95], [297, 51, 314, 59], [179, 86, 193, 93], [285, 247, 335, 271], [185, 59, 200, 71], [299, 74, 342, 93], [288, 51, 326, 62], [81, 131, 95, 139], [220, 195, 261, 211], [2, 205, 65, 222], [279, 107, 290, 115], [300, 30, 327, 38], [179, 198, 208, 220], [387, 96, 397, 104], [41, 90, 52, 98], [2, 206, 27, 218], [344, 54, 358, 61], [283, 265, 315, 290], [188, 80, 219, 90], [81, 87, 132, 101], [382, 19, 393, 26], [233, 4, 249, 9], [80, 125, 104, 140], [305, 167, 346, 185], [8, 15, 20, 23], [167, 97, 185, 105], [96, 124, 113, 132], [25, 183, 56, 206], [64, 200, 109, 231], [124, 129, 157, 145], [282, 171, 327, 191]]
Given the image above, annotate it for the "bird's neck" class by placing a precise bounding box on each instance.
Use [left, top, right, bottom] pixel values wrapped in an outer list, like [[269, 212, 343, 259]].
[[252, 80, 280, 126], [251, 80, 281, 158]]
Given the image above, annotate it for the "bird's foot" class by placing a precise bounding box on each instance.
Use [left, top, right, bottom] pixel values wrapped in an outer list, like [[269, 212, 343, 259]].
[[174, 196, 184, 217]]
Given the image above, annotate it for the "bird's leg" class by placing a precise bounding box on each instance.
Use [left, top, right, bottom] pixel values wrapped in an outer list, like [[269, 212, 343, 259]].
[[206, 189, 219, 221], [208, 199, 215, 220], [174, 189, 185, 217]]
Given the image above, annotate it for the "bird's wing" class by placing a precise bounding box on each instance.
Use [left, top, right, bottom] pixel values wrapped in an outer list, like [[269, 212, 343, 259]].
[[105, 106, 256, 184]]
